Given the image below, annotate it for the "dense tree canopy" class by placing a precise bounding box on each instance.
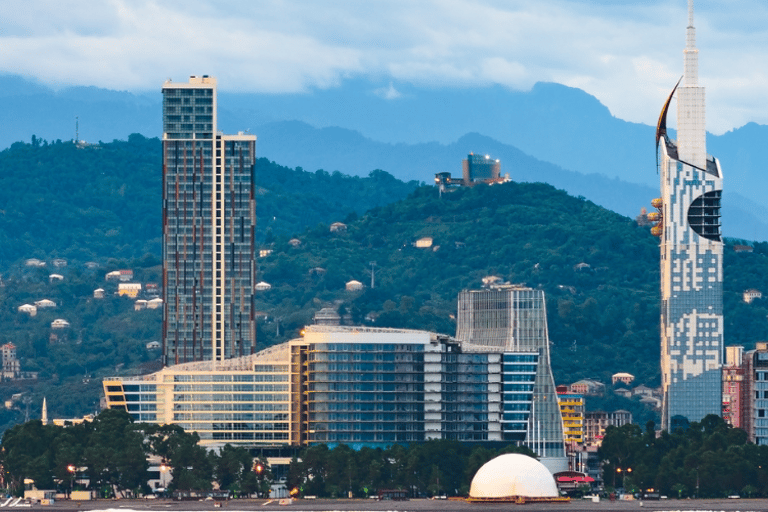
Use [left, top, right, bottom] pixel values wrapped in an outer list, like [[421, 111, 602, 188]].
[[600, 416, 768, 498]]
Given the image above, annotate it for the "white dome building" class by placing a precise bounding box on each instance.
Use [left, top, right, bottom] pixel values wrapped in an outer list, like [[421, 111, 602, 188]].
[[469, 453, 562, 503]]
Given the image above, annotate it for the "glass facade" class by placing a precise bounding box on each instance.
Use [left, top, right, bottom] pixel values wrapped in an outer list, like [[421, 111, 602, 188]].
[[103, 327, 545, 450], [456, 286, 565, 460], [162, 76, 257, 365]]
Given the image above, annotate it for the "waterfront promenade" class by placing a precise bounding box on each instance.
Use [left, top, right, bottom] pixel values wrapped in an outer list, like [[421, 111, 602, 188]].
[[22, 497, 768, 512]]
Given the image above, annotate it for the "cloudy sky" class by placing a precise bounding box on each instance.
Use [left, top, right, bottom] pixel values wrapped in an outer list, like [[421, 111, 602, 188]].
[[1, 0, 766, 134]]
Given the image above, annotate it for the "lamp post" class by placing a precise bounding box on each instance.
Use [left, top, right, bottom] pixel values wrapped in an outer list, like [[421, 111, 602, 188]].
[[614, 467, 632, 490], [67, 465, 76, 497], [159, 461, 170, 496]]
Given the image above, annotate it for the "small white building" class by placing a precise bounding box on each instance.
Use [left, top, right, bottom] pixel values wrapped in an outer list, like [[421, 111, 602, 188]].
[[330, 222, 347, 233], [17, 304, 37, 316], [25, 258, 45, 267], [35, 299, 56, 308], [288, 238, 301, 247], [49, 274, 64, 283], [255, 282, 272, 291], [146, 341, 161, 350], [51, 258, 67, 268], [414, 237, 433, 248], [259, 249, 273, 258], [612, 372, 635, 386], [51, 319, 70, 329], [93, 288, 105, 299], [134, 300, 148, 311], [147, 298, 163, 310], [345, 280, 363, 291], [744, 289, 762, 304]]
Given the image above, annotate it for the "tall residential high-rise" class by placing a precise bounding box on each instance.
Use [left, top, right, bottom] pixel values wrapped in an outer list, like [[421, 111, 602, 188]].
[[162, 76, 257, 365], [655, 2, 723, 430], [456, 285, 566, 472]]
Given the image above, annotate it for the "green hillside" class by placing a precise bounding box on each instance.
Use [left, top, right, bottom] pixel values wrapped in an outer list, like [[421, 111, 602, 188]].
[[254, 182, 663, 383], [0, 135, 419, 265], [0, 136, 767, 433]]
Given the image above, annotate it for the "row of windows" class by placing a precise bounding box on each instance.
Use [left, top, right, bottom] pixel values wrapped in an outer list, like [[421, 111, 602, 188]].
[[311, 352, 420, 362], [313, 343, 425, 353], [174, 393, 288, 402], [310, 422, 423, 432], [309, 373, 424, 383], [173, 384, 288, 392], [502, 364, 537, 373], [309, 363, 424, 372], [309, 383, 423, 392], [172, 412, 288, 421], [310, 433, 424, 443], [310, 413, 424, 422], [172, 402, 289, 412], [206, 432, 290, 441], [308, 393, 424, 402]]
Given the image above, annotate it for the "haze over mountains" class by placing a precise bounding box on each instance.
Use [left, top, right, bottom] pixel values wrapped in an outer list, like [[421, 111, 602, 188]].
[[2, 74, 766, 241]]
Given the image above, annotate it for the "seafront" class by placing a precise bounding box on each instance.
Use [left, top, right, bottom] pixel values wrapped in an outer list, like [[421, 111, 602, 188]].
[[22, 497, 768, 512]]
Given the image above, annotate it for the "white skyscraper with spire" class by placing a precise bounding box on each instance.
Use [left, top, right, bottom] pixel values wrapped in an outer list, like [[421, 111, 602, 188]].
[[654, 0, 724, 431]]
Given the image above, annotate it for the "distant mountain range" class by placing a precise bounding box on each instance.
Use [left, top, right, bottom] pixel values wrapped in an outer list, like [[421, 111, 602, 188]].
[[1, 74, 765, 241]]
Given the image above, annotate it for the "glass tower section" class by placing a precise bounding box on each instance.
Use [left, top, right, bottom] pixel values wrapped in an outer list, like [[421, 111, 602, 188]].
[[658, 2, 723, 430], [162, 76, 257, 365], [456, 286, 565, 459]]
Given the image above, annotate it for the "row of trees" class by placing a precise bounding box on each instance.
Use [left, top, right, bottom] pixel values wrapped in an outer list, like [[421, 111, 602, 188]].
[[1, 409, 535, 499], [286, 441, 533, 498], [600, 415, 768, 498], [0, 410, 269, 497]]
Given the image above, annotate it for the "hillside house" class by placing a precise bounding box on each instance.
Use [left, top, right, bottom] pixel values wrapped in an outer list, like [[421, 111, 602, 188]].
[[612, 372, 635, 385], [314, 307, 341, 326], [35, 299, 56, 308], [93, 288, 105, 299], [570, 379, 605, 396], [345, 280, 363, 291], [51, 258, 67, 268], [51, 319, 70, 329], [414, 237, 433, 249], [255, 282, 272, 291], [17, 304, 36, 316], [744, 289, 762, 304], [118, 283, 142, 298], [147, 298, 163, 310], [25, 258, 45, 267], [145, 283, 160, 297], [330, 222, 347, 233], [288, 238, 301, 247], [49, 274, 64, 283], [134, 300, 147, 311]]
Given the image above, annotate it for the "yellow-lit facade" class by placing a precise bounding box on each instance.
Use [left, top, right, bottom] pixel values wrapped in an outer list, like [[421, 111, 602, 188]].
[[558, 393, 584, 444]]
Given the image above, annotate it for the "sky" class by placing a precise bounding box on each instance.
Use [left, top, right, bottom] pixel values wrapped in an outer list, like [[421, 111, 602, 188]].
[[1, 0, 767, 135]]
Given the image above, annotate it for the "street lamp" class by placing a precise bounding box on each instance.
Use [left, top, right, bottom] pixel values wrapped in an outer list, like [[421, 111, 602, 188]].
[[159, 461, 171, 495], [613, 467, 632, 489], [67, 465, 76, 497]]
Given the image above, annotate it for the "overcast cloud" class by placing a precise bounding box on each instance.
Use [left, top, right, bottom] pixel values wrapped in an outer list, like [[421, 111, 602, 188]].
[[1, 0, 766, 134]]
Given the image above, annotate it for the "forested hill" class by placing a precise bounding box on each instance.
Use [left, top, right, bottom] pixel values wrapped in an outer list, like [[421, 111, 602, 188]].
[[1, 135, 768, 429], [0, 135, 419, 266], [253, 183, 768, 389]]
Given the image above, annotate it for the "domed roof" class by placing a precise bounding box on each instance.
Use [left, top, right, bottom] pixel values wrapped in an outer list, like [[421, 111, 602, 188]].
[[469, 453, 558, 499]]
